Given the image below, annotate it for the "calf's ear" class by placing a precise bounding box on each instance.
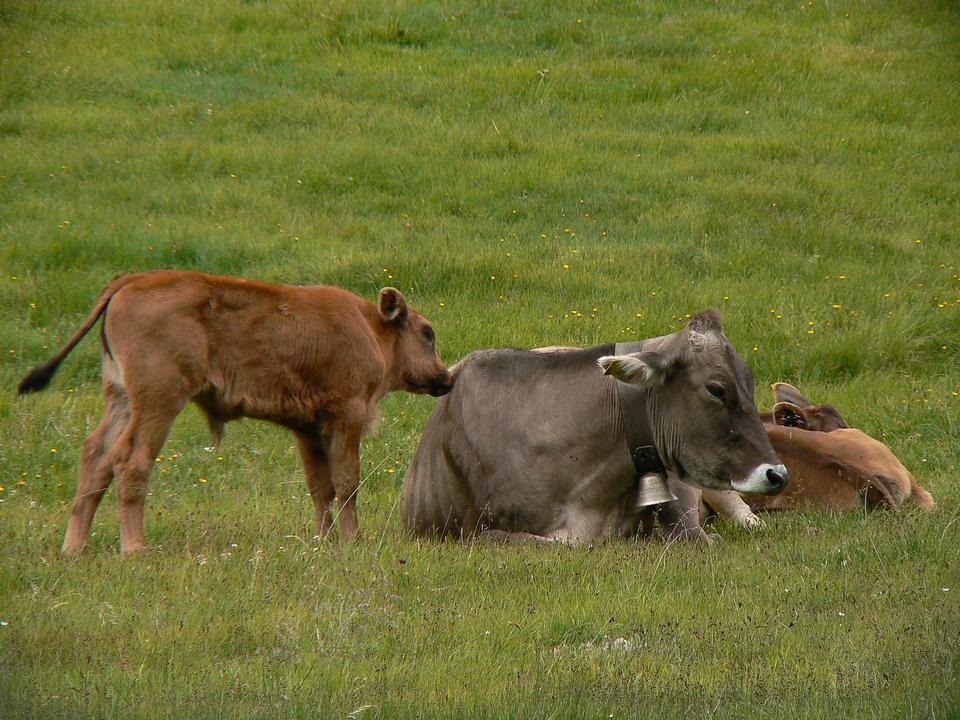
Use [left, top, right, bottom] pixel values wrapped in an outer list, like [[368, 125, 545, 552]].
[[865, 475, 904, 511], [598, 351, 673, 387], [772, 401, 808, 429], [378, 287, 408, 324], [772, 382, 813, 408]]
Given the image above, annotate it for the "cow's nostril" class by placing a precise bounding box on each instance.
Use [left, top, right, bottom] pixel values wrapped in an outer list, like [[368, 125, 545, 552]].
[[766, 467, 787, 488]]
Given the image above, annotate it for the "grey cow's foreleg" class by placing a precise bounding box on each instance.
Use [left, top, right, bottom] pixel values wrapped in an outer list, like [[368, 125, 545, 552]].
[[700, 489, 766, 530]]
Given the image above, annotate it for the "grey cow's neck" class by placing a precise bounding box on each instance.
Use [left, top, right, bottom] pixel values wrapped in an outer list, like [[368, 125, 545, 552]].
[[612, 335, 671, 477]]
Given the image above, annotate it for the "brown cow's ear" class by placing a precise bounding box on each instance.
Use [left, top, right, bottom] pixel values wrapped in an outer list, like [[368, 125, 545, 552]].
[[772, 382, 813, 409], [598, 351, 674, 387], [772, 401, 808, 429], [378, 287, 408, 324], [865, 475, 904, 511]]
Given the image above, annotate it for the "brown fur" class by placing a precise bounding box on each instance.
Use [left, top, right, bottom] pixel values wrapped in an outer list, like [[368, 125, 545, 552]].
[[756, 426, 935, 511], [18, 270, 454, 554]]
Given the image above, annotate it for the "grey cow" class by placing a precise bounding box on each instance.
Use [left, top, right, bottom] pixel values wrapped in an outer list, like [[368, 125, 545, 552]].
[[400, 310, 787, 543]]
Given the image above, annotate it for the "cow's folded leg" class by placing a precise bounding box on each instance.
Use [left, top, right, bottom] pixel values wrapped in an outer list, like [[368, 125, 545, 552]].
[[701, 489, 766, 530], [480, 529, 559, 545], [647, 499, 718, 544], [653, 478, 720, 543], [665, 523, 718, 544]]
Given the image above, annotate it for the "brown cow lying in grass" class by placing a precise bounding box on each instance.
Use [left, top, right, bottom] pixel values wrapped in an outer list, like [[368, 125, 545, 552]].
[[699, 382, 936, 526], [18, 270, 454, 555]]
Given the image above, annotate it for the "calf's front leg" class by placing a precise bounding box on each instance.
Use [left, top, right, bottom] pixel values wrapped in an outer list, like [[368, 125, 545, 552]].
[[296, 431, 336, 540], [324, 417, 366, 542]]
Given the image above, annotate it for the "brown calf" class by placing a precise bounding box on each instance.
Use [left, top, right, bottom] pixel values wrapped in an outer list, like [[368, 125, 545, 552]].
[[701, 383, 935, 523], [752, 383, 935, 512], [18, 270, 454, 554]]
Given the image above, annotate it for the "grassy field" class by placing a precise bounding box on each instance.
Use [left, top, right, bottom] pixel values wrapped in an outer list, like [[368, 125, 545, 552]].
[[2, 0, 959, 717]]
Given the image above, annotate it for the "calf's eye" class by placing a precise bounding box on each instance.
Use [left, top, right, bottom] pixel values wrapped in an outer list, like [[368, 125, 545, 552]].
[[423, 326, 435, 345]]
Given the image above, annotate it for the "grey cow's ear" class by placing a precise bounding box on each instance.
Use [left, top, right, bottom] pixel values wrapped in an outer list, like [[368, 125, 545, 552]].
[[598, 351, 673, 387], [685, 310, 724, 352], [378, 287, 409, 324], [686, 309, 724, 334]]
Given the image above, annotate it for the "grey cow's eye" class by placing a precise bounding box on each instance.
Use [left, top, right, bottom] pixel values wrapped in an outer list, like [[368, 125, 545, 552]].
[[706, 382, 725, 400]]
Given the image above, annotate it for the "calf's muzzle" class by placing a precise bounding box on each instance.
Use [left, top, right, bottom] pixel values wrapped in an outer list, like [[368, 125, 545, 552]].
[[428, 369, 455, 397]]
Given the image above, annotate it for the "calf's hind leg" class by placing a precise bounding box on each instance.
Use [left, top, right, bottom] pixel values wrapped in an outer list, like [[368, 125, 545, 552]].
[[62, 381, 131, 555], [110, 400, 184, 555]]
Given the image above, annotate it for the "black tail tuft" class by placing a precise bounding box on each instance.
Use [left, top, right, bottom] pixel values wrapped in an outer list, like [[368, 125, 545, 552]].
[[17, 362, 58, 394]]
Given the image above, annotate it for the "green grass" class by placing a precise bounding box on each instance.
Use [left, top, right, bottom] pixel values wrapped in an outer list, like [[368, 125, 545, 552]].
[[1, 0, 959, 717]]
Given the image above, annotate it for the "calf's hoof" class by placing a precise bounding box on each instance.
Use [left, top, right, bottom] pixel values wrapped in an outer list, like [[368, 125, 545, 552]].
[[121, 543, 149, 557], [61, 542, 87, 557]]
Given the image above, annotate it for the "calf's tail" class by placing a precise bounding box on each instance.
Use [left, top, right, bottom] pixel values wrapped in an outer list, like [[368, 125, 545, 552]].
[[17, 273, 143, 394]]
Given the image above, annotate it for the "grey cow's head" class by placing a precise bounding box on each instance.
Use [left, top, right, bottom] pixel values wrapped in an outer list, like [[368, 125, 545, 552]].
[[598, 310, 787, 495]]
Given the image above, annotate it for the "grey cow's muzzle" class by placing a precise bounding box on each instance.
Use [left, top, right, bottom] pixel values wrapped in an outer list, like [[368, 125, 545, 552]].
[[731, 463, 789, 495]]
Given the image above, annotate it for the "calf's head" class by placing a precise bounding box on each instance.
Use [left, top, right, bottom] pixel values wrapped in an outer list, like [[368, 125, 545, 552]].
[[769, 382, 849, 432], [598, 310, 786, 495], [378, 288, 454, 397], [765, 382, 934, 511]]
